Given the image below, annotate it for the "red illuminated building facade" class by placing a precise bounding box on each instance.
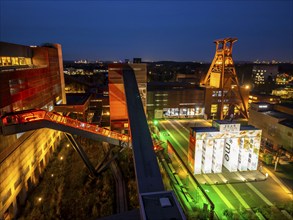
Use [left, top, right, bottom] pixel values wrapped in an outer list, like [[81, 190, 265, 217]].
[[0, 42, 66, 219], [108, 63, 147, 134]]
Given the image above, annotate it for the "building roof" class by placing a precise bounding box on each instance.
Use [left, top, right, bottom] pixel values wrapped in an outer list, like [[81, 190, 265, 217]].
[[147, 81, 203, 91], [252, 101, 271, 105], [276, 103, 293, 109], [0, 41, 33, 57], [264, 110, 293, 120], [122, 68, 185, 219], [213, 120, 238, 124], [191, 127, 218, 132], [240, 125, 260, 130], [191, 125, 259, 133], [279, 119, 293, 129], [66, 93, 91, 105], [140, 191, 185, 220], [249, 93, 279, 98]]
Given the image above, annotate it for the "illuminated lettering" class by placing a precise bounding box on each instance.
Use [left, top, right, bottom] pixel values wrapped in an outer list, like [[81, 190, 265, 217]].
[[219, 124, 240, 132], [225, 139, 232, 161], [259, 105, 268, 108]]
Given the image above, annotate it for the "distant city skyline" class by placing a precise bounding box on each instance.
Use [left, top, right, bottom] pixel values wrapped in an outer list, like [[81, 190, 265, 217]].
[[1, 1, 292, 62]]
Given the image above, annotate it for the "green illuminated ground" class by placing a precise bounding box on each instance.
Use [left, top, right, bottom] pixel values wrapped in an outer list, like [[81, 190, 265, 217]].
[[153, 119, 293, 220]]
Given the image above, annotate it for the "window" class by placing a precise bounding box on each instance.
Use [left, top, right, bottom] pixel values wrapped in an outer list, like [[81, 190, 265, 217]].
[[223, 104, 229, 116], [211, 104, 217, 113], [9, 79, 27, 95]]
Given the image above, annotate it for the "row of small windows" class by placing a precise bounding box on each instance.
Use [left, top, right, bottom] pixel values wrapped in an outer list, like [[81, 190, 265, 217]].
[[155, 99, 168, 102], [154, 93, 168, 97], [210, 104, 239, 117], [163, 107, 205, 117], [255, 72, 264, 76], [212, 90, 228, 97], [253, 69, 267, 73]]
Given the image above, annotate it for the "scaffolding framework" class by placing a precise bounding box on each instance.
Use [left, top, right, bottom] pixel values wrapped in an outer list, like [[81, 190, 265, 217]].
[[203, 38, 248, 120]]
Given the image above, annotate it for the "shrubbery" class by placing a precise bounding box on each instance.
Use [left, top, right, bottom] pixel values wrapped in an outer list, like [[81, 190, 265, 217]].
[[18, 137, 115, 220]]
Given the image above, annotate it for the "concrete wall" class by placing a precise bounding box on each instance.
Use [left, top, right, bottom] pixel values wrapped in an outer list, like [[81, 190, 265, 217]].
[[248, 109, 293, 151]]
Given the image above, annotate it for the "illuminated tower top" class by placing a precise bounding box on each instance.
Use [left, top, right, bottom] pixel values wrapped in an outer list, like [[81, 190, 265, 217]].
[[203, 37, 238, 88], [202, 37, 249, 120]]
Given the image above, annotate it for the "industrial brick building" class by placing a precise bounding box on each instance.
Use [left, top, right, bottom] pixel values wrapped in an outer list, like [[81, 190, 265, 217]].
[[0, 42, 66, 219]]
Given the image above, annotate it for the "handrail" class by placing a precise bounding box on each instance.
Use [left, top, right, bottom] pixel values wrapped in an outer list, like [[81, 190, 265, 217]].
[[1, 109, 130, 143]]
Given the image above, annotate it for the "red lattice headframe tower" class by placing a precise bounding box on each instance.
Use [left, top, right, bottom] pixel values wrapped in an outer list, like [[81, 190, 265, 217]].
[[202, 37, 248, 120]]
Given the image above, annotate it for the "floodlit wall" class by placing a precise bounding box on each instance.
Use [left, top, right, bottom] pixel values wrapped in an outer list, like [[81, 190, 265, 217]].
[[210, 72, 221, 88], [189, 121, 262, 174], [238, 138, 250, 171], [223, 138, 240, 172], [202, 139, 213, 173], [249, 108, 293, 152], [194, 140, 203, 174], [212, 138, 224, 173], [108, 63, 147, 131], [0, 129, 63, 219]]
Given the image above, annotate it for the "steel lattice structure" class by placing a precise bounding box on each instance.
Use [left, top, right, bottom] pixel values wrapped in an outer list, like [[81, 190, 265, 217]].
[[203, 38, 249, 120]]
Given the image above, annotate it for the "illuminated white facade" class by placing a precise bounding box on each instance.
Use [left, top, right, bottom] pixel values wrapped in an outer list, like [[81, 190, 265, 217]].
[[212, 139, 224, 173], [188, 120, 262, 174]]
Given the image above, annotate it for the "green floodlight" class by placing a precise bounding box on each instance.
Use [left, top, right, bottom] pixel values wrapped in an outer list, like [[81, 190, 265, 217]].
[[153, 120, 159, 126]]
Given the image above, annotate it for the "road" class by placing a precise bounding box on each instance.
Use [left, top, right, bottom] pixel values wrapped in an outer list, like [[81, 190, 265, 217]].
[[156, 119, 292, 219]]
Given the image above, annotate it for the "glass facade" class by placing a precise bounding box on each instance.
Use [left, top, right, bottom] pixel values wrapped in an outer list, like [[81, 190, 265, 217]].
[[162, 107, 205, 118], [0, 47, 62, 113]]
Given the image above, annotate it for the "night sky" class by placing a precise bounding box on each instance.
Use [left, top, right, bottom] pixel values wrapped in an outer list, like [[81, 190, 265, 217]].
[[0, 1, 292, 62]]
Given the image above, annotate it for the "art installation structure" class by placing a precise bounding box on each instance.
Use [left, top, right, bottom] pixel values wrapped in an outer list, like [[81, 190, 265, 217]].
[[188, 120, 261, 174]]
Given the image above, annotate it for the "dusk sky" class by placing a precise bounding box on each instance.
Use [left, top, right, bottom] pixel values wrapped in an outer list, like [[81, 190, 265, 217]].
[[0, 1, 292, 62]]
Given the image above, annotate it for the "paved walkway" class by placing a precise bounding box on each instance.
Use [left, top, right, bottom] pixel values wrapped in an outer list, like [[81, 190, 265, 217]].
[[262, 166, 292, 196], [194, 169, 267, 185]]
